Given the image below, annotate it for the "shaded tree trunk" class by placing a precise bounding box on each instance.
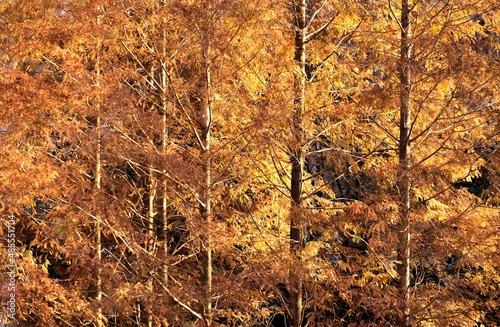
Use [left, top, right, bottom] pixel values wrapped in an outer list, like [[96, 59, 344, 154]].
[[396, 0, 412, 325], [289, 0, 307, 326]]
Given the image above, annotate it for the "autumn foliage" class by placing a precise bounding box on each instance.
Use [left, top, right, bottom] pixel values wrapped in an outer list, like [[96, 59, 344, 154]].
[[1, 0, 499, 326]]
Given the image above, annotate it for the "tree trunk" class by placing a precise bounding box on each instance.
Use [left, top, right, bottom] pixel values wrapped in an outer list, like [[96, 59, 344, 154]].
[[289, 1, 307, 326], [158, 5, 170, 326], [161, 10, 169, 299], [147, 167, 157, 327], [396, 0, 412, 325], [200, 5, 213, 325], [161, 77, 169, 326], [94, 112, 104, 327], [94, 13, 104, 327]]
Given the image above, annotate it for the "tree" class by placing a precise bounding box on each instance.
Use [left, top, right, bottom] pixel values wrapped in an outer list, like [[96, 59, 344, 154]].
[[396, 0, 412, 324], [117, 0, 288, 325], [345, 0, 500, 325]]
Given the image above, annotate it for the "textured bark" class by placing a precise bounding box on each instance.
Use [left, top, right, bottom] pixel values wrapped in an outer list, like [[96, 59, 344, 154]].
[[396, 0, 412, 325], [289, 1, 307, 326]]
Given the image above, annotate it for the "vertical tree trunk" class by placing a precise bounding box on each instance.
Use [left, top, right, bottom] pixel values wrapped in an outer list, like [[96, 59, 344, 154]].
[[200, 4, 213, 325], [202, 141, 212, 327], [95, 113, 104, 327], [289, 1, 307, 326], [160, 10, 169, 327], [94, 12, 104, 327], [161, 80, 169, 327], [397, 0, 412, 325], [161, 9, 169, 296], [147, 167, 157, 327]]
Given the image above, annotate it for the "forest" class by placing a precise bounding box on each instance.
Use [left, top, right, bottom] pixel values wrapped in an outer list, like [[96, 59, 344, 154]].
[[0, 0, 499, 326]]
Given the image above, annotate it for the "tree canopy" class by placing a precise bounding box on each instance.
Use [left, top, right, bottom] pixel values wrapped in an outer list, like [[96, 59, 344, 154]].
[[1, 0, 499, 326]]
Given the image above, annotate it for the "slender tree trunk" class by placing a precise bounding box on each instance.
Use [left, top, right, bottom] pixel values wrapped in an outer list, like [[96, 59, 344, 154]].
[[95, 112, 104, 327], [289, 1, 307, 326], [159, 16, 170, 326], [161, 12, 169, 295], [94, 13, 104, 327], [202, 141, 212, 327], [396, 0, 412, 325], [147, 167, 157, 327], [200, 5, 213, 325], [161, 92, 169, 327]]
